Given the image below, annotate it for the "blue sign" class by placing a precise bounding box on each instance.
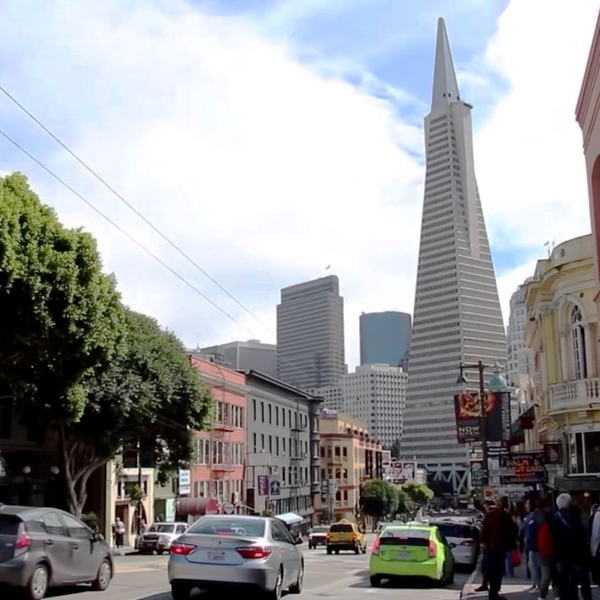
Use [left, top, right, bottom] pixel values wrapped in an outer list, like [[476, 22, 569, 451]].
[[270, 480, 280, 496], [257, 475, 269, 496]]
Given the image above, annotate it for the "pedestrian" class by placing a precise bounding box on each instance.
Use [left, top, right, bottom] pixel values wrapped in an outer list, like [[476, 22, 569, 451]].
[[476, 500, 496, 593], [481, 496, 517, 600], [112, 517, 125, 554], [535, 496, 554, 600], [589, 503, 600, 585], [553, 493, 592, 600], [524, 496, 545, 593]]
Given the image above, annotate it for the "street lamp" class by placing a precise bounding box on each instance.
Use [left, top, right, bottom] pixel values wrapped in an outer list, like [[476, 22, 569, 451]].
[[457, 360, 490, 486]]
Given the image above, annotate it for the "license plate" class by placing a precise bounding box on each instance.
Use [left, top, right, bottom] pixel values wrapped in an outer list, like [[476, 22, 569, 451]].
[[207, 551, 225, 561], [396, 551, 411, 560]]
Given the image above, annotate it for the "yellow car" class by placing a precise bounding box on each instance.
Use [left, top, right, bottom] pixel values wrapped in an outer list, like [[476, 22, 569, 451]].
[[369, 524, 454, 586], [326, 520, 367, 555]]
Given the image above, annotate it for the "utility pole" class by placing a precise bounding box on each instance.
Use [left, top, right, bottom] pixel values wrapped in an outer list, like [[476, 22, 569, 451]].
[[137, 439, 143, 535]]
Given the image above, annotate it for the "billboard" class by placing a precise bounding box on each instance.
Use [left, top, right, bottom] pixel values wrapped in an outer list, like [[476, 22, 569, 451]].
[[257, 475, 270, 496], [454, 391, 511, 444], [500, 453, 546, 484]]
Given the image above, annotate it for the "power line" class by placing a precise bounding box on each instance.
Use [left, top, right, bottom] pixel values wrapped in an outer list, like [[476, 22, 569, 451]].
[[0, 127, 254, 336], [0, 84, 269, 331]]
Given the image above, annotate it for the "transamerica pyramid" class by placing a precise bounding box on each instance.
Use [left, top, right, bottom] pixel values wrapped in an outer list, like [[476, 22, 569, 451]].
[[400, 18, 507, 494]]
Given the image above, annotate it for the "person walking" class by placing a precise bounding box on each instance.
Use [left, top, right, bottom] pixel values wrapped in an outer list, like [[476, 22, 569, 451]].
[[553, 493, 592, 600], [476, 500, 496, 593], [589, 502, 600, 585], [524, 496, 545, 594], [481, 496, 517, 600], [112, 517, 125, 554]]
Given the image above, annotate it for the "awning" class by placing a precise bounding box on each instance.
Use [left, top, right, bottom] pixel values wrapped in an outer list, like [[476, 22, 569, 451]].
[[276, 512, 304, 525], [176, 497, 219, 517]]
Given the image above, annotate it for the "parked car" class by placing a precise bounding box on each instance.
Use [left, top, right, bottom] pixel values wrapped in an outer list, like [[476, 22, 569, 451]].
[[308, 526, 329, 549], [138, 522, 188, 555], [326, 520, 367, 555], [369, 524, 454, 587], [168, 515, 304, 600], [429, 520, 479, 570], [0, 505, 113, 600]]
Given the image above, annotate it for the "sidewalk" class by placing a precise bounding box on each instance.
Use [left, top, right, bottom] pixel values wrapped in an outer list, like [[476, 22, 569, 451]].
[[461, 562, 600, 599]]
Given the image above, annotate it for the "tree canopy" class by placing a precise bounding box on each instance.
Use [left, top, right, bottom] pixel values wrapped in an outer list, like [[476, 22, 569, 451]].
[[360, 479, 398, 520], [402, 482, 434, 508], [0, 172, 125, 417]]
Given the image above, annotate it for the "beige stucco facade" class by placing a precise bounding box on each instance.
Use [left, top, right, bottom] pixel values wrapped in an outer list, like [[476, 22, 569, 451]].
[[524, 235, 600, 497], [317, 411, 382, 522]]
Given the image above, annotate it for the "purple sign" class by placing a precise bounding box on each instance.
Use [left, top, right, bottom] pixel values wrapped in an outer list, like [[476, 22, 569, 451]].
[[257, 475, 270, 496]]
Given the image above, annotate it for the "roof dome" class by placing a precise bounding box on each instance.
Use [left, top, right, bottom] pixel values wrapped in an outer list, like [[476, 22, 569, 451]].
[[488, 362, 508, 391]]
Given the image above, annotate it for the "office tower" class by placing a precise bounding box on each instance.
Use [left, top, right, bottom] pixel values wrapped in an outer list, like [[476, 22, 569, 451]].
[[192, 339, 277, 378], [507, 279, 534, 385], [277, 275, 345, 390], [359, 311, 412, 367], [400, 19, 507, 493]]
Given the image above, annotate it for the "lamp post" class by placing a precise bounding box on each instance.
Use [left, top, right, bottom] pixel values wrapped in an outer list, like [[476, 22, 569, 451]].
[[457, 360, 490, 486]]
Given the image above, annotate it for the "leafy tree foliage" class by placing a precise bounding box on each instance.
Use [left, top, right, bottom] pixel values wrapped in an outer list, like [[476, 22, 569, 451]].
[[0, 172, 125, 416], [60, 310, 213, 516], [360, 479, 398, 520], [402, 482, 434, 507]]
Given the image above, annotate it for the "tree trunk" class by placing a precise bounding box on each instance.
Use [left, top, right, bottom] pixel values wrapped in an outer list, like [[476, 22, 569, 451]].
[[58, 423, 106, 518]]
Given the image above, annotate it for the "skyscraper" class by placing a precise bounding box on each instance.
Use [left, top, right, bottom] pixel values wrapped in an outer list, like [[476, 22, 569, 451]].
[[277, 275, 345, 390], [507, 279, 534, 385], [401, 19, 507, 493], [360, 311, 412, 367]]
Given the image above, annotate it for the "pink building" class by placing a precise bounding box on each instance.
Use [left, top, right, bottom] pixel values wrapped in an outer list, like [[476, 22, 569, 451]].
[[182, 356, 247, 516]]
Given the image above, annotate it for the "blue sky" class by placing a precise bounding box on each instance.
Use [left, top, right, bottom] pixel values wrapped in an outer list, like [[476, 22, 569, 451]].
[[0, 0, 598, 368]]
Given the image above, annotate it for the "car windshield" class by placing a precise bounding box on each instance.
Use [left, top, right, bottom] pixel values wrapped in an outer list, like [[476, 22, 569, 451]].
[[330, 524, 353, 532], [187, 518, 266, 537], [434, 523, 473, 539], [148, 524, 175, 533], [312, 526, 329, 533]]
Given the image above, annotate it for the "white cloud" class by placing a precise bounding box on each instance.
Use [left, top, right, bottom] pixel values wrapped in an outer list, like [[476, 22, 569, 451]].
[[0, 0, 422, 369]]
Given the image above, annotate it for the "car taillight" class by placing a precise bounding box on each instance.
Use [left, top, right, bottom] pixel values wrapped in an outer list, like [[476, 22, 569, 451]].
[[15, 534, 31, 550], [371, 540, 381, 555], [460, 540, 474, 546], [171, 543, 196, 555], [428, 541, 437, 558], [237, 546, 272, 559]]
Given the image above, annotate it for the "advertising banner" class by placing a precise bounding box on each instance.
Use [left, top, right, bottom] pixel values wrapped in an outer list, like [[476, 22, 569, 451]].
[[500, 453, 546, 484], [257, 475, 270, 496], [454, 391, 511, 444]]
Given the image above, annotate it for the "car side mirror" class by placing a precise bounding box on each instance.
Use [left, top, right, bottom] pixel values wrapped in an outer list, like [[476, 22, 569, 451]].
[[92, 533, 104, 543], [294, 537, 303, 545]]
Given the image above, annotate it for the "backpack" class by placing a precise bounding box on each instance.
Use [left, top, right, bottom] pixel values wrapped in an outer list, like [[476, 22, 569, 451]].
[[538, 521, 554, 559]]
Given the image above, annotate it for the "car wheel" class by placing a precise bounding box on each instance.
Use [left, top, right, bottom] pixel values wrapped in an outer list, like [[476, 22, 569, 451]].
[[370, 575, 381, 588], [354, 543, 359, 555], [446, 568, 454, 585], [92, 559, 112, 591], [27, 564, 49, 600], [157, 549, 164, 555], [335, 550, 339, 555], [327, 547, 332, 555], [265, 566, 283, 600], [171, 583, 192, 600], [289, 561, 304, 594]]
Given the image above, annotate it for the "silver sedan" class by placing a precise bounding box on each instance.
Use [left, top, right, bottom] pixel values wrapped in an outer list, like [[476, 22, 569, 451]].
[[168, 515, 304, 600]]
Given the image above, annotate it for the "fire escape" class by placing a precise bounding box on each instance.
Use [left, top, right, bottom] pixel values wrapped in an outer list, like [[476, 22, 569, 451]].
[[210, 401, 234, 505], [290, 403, 306, 504]]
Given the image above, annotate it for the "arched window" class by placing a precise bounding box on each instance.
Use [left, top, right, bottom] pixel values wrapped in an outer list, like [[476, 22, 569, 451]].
[[571, 306, 588, 380]]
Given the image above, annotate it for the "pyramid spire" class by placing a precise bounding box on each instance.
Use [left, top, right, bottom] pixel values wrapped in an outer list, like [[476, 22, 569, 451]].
[[431, 18, 460, 111]]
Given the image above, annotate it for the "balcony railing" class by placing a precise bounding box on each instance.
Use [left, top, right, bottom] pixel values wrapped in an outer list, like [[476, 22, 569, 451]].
[[547, 378, 600, 412]]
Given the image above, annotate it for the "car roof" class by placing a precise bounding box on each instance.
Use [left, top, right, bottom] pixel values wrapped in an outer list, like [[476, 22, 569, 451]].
[[0, 505, 65, 519], [197, 515, 269, 522], [384, 524, 435, 531]]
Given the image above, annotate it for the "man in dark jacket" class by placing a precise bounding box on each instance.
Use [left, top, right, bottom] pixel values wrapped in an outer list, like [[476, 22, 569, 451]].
[[553, 493, 592, 600], [481, 496, 517, 600]]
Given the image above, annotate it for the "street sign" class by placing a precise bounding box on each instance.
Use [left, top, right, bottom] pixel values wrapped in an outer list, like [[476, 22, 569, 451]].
[[223, 503, 235, 515], [321, 480, 329, 492], [178, 469, 191, 496]]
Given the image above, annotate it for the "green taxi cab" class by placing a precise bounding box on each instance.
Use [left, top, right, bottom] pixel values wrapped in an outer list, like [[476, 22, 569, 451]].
[[369, 524, 454, 587]]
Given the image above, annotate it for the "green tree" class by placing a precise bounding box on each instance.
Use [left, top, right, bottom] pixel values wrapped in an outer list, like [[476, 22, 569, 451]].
[[60, 309, 213, 516], [360, 479, 398, 521], [0, 172, 125, 416], [402, 482, 434, 508]]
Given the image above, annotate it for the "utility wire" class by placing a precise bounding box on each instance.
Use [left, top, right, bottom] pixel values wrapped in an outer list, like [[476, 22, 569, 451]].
[[0, 84, 269, 331], [0, 127, 255, 336]]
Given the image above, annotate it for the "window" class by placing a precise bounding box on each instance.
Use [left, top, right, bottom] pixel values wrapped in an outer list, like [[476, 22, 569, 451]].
[[62, 513, 90, 539], [276, 437, 279, 456], [38, 512, 66, 536], [261, 434, 265, 451], [571, 306, 587, 380], [276, 406, 279, 426], [269, 435, 272, 454], [282, 438, 286, 455], [253, 433, 257, 452], [269, 404, 272, 425], [197, 439, 209, 464], [282, 410, 285, 427], [261, 402, 265, 423], [253, 399, 256, 421]]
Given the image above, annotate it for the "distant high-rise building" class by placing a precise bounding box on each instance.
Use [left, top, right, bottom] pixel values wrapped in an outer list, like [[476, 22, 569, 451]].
[[306, 384, 344, 412], [400, 19, 507, 493], [360, 311, 412, 367], [342, 364, 406, 448], [507, 279, 534, 385], [191, 339, 277, 377], [277, 275, 345, 390]]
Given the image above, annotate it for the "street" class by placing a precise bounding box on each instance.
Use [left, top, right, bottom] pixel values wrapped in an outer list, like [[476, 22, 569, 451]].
[[0, 548, 469, 600]]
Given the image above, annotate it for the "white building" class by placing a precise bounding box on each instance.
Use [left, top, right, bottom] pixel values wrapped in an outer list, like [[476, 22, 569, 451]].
[[342, 364, 406, 448], [306, 384, 344, 412], [401, 19, 507, 494], [507, 279, 534, 385]]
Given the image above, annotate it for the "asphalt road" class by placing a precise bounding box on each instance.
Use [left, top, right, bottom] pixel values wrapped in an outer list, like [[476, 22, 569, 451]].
[[0, 547, 469, 600]]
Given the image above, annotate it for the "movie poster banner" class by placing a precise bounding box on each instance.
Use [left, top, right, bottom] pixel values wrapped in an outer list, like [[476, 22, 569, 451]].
[[454, 391, 511, 444], [500, 453, 546, 485]]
